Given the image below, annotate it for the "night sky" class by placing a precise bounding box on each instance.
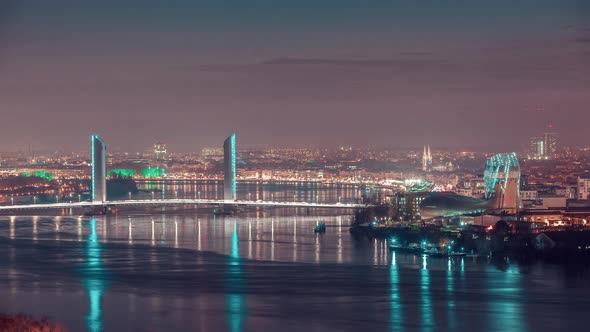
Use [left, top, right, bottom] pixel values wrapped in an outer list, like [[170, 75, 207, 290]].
[[0, 0, 589, 152]]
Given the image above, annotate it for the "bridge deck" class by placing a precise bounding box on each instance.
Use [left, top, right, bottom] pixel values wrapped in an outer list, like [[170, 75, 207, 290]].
[[0, 199, 365, 211]]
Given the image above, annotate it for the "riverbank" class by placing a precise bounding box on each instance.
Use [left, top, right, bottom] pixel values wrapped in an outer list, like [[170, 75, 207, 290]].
[[350, 222, 590, 264]]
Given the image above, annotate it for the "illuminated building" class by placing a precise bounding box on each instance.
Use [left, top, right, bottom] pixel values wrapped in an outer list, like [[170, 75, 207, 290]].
[[201, 147, 223, 158], [21, 170, 53, 182], [528, 129, 557, 160], [91, 134, 106, 203], [422, 145, 432, 172], [153, 142, 168, 161], [578, 176, 590, 200], [396, 191, 430, 221], [419, 153, 521, 218], [407, 181, 434, 193], [107, 169, 136, 178], [224, 133, 236, 201], [543, 130, 558, 159], [141, 167, 167, 178], [419, 192, 492, 219], [483, 152, 521, 212], [520, 190, 538, 202], [528, 137, 544, 160]]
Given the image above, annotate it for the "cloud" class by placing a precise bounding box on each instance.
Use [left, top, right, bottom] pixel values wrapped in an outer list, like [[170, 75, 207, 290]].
[[260, 57, 443, 68], [572, 36, 590, 44], [398, 52, 435, 56]]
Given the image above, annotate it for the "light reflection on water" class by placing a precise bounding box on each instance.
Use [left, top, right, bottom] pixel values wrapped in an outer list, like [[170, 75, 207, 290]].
[[136, 181, 363, 205], [1, 212, 590, 331], [389, 252, 402, 331], [227, 223, 245, 332], [420, 255, 433, 332], [83, 219, 105, 332], [446, 259, 456, 332]]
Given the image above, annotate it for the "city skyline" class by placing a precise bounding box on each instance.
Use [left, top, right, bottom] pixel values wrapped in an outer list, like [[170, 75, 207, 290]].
[[2, 3, 590, 331], [0, 0, 589, 151], [0, 126, 576, 155]]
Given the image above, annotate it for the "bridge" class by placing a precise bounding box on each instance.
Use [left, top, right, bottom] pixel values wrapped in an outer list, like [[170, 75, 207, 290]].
[[1, 133, 368, 212], [0, 199, 364, 211]]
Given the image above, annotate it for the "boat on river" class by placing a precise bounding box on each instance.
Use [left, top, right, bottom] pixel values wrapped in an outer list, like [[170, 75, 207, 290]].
[[388, 241, 424, 255], [314, 222, 326, 233]]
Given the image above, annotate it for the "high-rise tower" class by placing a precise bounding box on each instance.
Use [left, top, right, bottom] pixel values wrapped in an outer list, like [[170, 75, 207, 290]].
[[528, 137, 544, 159], [543, 130, 557, 160], [528, 125, 557, 160], [422, 145, 432, 172], [153, 142, 168, 161], [223, 133, 236, 201], [91, 134, 107, 203]]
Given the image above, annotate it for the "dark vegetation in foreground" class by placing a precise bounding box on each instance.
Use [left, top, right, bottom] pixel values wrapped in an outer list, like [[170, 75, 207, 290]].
[[0, 313, 66, 332]]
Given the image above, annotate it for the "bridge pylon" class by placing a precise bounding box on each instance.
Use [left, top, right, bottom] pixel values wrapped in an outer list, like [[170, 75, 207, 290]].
[[223, 133, 237, 201], [91, 134, 107, 203]]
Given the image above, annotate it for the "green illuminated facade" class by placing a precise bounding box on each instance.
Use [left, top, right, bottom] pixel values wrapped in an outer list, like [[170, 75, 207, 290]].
[[21, 171, 54, 182], [407, 181, 434, 193], [141, 167, 167, 178], [107, 169, 136, 178]]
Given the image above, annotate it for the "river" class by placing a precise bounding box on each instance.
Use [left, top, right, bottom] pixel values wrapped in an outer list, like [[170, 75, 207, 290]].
[[1, 183, 589, 331]]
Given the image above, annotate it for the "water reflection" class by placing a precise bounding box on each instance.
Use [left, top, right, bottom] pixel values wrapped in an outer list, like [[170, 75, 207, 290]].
[[2, 215, 590, 331], [446, 259, 456, 331], [32, 216, 38, 241], [421, 255, 433, 332], [82, 218, 107, 332], [226, 223, 245, 332], [389, 252, 402, 331], [135, 181, 362, 204], [488, 262, 527, 332], [197, 219, 202, 251], [9, 216, 15, 239]]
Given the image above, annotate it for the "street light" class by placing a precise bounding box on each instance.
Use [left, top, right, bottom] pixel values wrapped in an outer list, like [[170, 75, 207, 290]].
[[33, 196, 37, 204], [175, 191, 178, 199], [56, 195, 59, 203], [128, 192, 132, 200], [151, 191, 155, 200], [78, 194, 81, 202], [11, 197, 14, 206], [198, 191, 201, 199]]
